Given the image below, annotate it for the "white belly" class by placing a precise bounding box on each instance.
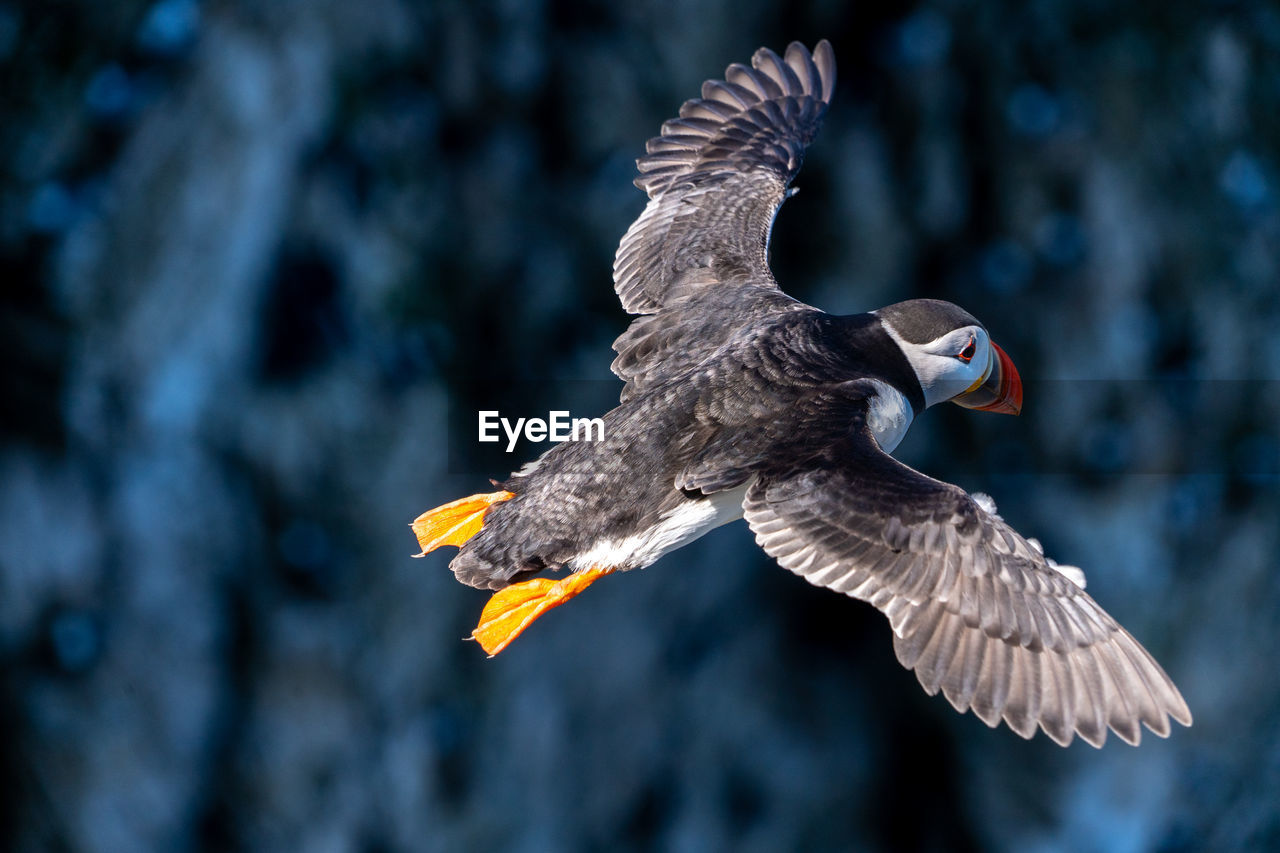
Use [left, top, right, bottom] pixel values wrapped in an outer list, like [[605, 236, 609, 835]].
[[569, 481, 751, 571], [865, 379, 914, 452]]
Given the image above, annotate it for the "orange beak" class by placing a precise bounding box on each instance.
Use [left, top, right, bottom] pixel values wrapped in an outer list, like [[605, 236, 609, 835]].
[[952, 341, 1022, 415]]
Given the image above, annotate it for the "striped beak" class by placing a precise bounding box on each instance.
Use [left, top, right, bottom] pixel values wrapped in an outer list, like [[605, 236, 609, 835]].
[[953, 342, 1022, 415]]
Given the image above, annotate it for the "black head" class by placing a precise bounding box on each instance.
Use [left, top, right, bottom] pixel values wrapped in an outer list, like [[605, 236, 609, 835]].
[[875, 299, 984, 345], [873, 299, 1021, 413]]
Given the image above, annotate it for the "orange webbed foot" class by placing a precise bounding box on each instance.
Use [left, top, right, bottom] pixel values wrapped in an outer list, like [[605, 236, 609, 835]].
[[472, 567, 613, 656], [411, 490, 514, 555]]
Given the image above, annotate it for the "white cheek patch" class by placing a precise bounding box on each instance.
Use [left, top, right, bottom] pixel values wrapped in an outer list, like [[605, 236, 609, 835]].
[[881, 323, 988, 408]]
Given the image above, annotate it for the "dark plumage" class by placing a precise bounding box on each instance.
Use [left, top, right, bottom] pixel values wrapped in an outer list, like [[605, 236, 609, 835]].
[[414, 41, 1191, 748], [877, 299, 981, 345], [453, 309, 923, 588]]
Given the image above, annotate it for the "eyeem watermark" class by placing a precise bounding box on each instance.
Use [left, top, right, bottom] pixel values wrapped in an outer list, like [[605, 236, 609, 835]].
[[478, 410, 605, 452]]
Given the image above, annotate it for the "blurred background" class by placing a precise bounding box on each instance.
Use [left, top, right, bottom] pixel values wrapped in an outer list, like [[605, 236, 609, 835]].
[[3, 0, 1278, 850]]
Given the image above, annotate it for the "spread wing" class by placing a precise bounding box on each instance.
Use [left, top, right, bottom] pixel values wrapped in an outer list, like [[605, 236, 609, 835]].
[[611, 41, 836, 402], [742, 421, 1193, 748]]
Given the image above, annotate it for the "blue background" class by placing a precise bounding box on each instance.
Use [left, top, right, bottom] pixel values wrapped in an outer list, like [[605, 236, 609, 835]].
[[2, 0, 1277, 850]]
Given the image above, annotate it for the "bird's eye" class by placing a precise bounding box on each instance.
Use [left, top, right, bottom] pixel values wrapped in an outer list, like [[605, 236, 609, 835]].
[[957, 336, 976, 363]]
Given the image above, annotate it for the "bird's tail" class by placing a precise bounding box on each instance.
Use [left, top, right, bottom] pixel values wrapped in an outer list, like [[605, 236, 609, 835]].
[[411, 487, 613, 656], [411, 490, 514, 556]]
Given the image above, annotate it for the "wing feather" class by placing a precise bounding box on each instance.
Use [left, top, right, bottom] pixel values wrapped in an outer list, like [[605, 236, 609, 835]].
[[610, 41, 835, 402], [742, 425, 1192, 747]]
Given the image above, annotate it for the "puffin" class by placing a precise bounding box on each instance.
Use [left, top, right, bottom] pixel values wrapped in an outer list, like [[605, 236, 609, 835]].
[[412, 40, 1192, 747]]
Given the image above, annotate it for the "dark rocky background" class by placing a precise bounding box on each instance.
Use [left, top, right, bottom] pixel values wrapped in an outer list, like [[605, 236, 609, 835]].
[[3, 0, 1278, 850]]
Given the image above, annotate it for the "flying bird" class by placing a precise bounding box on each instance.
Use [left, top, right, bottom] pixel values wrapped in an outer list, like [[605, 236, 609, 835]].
[[413, 40, 1191, 747]]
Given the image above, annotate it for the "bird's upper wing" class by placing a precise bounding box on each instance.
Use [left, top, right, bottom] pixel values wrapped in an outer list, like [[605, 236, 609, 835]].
[[610, 41, 835, 402], [742, 418, 1192, 747]]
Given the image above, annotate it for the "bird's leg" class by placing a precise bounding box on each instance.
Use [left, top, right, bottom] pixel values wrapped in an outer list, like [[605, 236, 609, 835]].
[[472, 566, 613, 656], [411, 490, 514, 555]]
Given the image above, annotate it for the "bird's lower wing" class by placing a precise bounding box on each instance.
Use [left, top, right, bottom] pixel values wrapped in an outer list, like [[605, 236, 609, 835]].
[[741, 427, 1192, 747]]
